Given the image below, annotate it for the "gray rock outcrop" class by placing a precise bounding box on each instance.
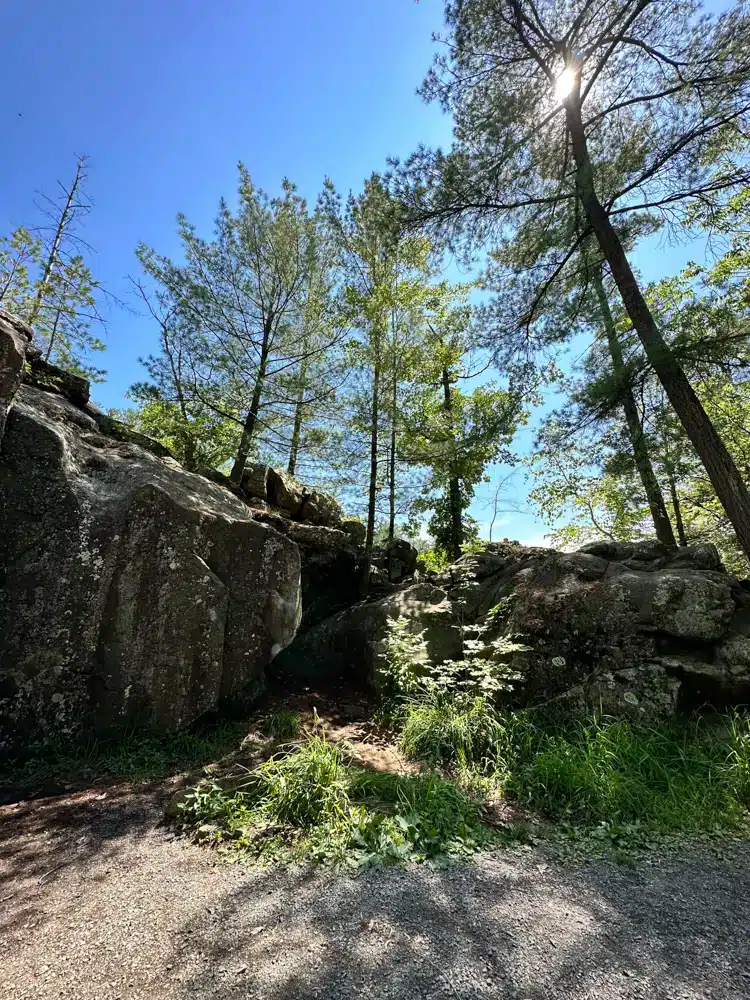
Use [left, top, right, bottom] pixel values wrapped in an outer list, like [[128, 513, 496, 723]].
[[280, 540, 750, 719], [0, 386, 302, 747], [240, 462, 345, 531], [0, 309, 32, 442]]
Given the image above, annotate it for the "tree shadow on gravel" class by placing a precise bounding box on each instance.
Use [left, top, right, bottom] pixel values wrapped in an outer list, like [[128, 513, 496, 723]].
[[0, 782, 171, 940], [166, 846, 750, 1000], [2, 778, 748, 1000]]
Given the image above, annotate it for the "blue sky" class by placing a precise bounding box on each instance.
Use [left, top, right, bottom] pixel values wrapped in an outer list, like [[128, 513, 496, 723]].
[[0, 1, 727, 544]]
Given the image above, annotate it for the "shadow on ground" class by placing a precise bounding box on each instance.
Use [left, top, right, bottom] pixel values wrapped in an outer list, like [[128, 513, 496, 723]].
[[2, 782, 748, 1000], [165, 850, 750, 1000]]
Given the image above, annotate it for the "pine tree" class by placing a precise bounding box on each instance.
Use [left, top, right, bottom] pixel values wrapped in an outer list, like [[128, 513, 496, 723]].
[[401, 291, 525, 561], [0, 156, 108, 379], [394, 0, 750, 558], [322, 175, 434, 591], [134, 167, 345, 483]]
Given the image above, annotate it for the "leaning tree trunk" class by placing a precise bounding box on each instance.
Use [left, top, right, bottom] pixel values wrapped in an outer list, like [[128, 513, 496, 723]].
[[592, 269, 677, 549], [28, 157, 85, 329], [565, 92, 750, 560], [230, 318, 272, 484], [442, 364, 463, 562], [44, 303, 63, 364]]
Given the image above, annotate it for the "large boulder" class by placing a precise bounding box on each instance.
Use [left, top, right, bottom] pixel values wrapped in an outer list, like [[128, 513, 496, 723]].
[[262, 467, 345, 531], [279, 539, 750, 718], [0, 309, 31, 443], [274, 581, 461, 687], [248, 510, 360, 631], [0, 386, 301, 748], [24, 348, 90, 408], [371, 537, 419, 583], [241, 462, 270, 502], [266, 467, 305, 517], [299, 488, 344, 529], [342, 519, 366, 544]]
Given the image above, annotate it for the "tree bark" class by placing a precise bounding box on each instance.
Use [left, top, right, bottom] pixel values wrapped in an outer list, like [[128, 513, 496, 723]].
[[360, 330, 382, 597], [230, 317, 272, 483], [287, 356, 308, 477], [388, 371, 397, 543], [591, 269, 677, 548], [44, 304, 63, 364], [442, 364, 463, 562], [565, 92, 750, 560], [666, 468, 688, 546]]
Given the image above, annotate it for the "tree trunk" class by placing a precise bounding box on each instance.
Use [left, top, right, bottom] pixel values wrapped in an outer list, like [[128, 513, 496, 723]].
[[442, 364, 463, 562], [230, 318, 272, 484], [565, 92, 750, 560], [667, 469, 688, 546], [0, 249, 25, 304], [287, 357, 308, 477], [388, 371, 397, 543], [27, 157, 85, 329], [44, 304, 63, 364], [360, 334, 382, 598], [592, 269, 677, 548]]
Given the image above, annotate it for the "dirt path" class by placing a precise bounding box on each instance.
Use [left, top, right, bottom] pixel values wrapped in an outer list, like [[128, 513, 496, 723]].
[[2, 785, 749, 1000]]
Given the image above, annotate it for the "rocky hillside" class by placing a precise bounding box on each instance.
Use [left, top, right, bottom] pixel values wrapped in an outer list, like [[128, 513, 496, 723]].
[[0, 309, 427, 749], [3, 306, 749, 747]]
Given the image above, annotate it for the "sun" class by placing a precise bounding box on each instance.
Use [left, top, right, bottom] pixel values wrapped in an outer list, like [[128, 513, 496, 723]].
[[555, 67, 577, 102]]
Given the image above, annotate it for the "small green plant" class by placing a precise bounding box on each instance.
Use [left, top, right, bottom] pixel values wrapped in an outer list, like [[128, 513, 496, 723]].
[[261, 710, 302, 741], [379, 616, 428, 700], [417, 547, 451, 573], [433, 599, 527, 700], [380, 600, 527, 707]]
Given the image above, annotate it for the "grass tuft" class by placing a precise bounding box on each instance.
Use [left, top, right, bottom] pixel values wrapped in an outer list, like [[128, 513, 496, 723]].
[[399, 696, 505, 769], [260, 710, 302, 742], [399, 698, 750, 837]]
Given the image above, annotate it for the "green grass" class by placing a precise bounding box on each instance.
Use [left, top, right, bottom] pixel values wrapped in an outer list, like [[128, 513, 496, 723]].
[[399, 698, 750, 838], [399, 696, 506, 769], [0, 723, 245, 793], [176, 734, 491, 867], [174, 703, 750, 867], [260, 710, 302, 742]]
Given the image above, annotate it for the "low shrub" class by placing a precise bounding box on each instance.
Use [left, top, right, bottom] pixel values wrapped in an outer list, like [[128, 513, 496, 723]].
[[379, 604, 526, 710]]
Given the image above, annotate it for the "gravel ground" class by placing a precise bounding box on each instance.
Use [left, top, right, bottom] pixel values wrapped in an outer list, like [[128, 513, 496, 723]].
[[1, 784, 749, 1000]]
